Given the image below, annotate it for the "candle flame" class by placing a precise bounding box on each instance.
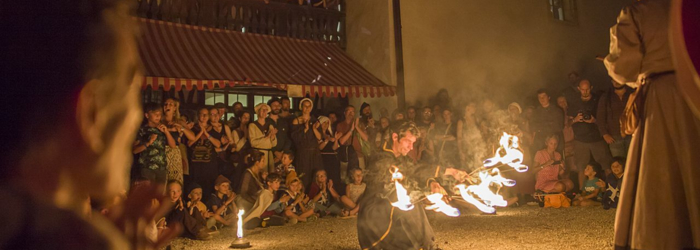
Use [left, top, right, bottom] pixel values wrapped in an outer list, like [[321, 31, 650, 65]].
[[237, 209, 244, 238], [390, 166, 414, 211], [425, 193, 460, 217]]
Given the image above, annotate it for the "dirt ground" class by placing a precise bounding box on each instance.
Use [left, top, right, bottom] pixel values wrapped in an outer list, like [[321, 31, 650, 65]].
[[167, 204, 616, 250]]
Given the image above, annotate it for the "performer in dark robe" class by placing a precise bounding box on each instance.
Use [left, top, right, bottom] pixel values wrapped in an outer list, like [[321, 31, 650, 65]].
[[357, 122, 468, 250], [604, 0, 700, 248]]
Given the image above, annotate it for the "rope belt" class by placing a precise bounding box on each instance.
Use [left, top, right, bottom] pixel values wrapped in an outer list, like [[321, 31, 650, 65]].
[[363, 205, 396, 250]]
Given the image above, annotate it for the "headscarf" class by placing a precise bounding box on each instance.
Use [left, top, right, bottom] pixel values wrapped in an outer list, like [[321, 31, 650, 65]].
[[508, 102, 522, 114], [317, 115, 333, 135], [299, 98, 314, 112]]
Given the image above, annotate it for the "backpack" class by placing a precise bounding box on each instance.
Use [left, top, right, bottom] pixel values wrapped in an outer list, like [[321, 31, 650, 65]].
[[544, 193, 571, 208]]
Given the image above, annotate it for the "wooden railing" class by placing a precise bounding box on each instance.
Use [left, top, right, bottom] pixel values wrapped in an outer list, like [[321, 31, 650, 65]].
[[136, 0, 346, 48]]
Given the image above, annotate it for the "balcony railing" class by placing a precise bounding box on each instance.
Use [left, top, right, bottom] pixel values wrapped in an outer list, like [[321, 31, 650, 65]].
[[136, 0, 346, 47]]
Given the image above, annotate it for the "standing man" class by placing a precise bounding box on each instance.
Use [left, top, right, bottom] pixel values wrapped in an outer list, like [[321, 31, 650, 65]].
[[531, 89, 564, 152], [567, 79, 613, 188], [596, 80, 632, 158], [0, 0, 178, 248], [267, 98, 292, 164], [215, 102, 227, 122], [604, 0, 700, 248], [336, 105, 360, 180]]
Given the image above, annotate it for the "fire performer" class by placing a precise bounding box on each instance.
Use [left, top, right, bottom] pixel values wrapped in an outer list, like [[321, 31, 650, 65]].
[[604, 0, 700, 248], [357, 122, 469, 250]]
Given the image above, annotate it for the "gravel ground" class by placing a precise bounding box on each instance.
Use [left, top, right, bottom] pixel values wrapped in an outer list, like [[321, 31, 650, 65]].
[[167, 204, 615, 250]]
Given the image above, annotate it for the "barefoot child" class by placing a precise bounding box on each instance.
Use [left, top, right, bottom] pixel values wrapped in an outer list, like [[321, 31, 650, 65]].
[[340, 168, 366, 216]]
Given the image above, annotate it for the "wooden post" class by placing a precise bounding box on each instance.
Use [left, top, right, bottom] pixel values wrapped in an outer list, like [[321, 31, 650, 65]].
[[392, 0, 406, 109]]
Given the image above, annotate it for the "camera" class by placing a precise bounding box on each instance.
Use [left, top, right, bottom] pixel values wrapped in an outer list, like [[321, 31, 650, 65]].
[[578, 109, 592, 120]]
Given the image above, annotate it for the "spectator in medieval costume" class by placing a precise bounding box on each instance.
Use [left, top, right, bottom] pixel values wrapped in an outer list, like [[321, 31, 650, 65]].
[[357, 122, 469, 250], [356, 102, 376, 166], [267, 97, 292, 165], [291, 98, 324, 187], [249, 103, 278, 173], [596, 80, 632, 158], [604, 0, 700, 248]]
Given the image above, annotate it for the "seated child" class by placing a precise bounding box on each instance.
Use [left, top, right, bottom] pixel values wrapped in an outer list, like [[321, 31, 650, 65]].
[[340, 168, 366, 216], [206, 175, 238, 228], [164, 180, 214, 240], [573, 162, 604, 206], [186, 183, 217, 230], [283, 177, 317, 224], [602, 157, 625, 210], [308, 170, 343, 217], [258, 173, 289, 227], [275, 150, 297, 194]]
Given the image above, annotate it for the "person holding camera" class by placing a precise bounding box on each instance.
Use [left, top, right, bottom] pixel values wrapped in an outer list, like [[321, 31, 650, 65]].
[[567, 79, 613, 189]]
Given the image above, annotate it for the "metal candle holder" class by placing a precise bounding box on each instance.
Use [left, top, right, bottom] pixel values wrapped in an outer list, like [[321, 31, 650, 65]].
[[230, 209, 252, 249]]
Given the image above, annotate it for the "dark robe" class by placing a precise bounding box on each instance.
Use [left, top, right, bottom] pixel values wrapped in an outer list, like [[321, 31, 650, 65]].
[[291, 116, 324, 188], [357, 142, 447, 250]]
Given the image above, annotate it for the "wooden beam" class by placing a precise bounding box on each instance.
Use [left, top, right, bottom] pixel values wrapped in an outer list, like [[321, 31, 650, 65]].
[[392, 0, 406, 109]]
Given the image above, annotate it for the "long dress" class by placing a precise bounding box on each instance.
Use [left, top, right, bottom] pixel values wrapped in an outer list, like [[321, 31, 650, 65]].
[[291, 116, 324, 188], [604, 1, 700, 248], [165, 129, 184, 184], [188, 125, 219, 203], [321, 130, 344, 195]]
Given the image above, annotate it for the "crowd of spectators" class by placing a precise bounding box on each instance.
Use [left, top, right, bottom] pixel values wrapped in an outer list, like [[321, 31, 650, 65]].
[[131, 71, 631, 241]]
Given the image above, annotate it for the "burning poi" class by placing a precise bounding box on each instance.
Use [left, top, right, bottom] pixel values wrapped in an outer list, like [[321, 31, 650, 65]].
[[357, 124, 528, 250]]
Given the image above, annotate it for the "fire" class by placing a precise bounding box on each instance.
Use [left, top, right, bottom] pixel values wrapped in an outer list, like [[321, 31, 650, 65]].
[[457, 133, 526, 213], [389, 166, 414, 211], [483, 132, 529, 173], [236, 209, 244, 238], [425, 193, 460, 217]]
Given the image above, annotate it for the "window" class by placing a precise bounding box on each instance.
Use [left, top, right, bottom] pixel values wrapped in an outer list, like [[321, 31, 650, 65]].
[[204, 92, 225, 106], [549, 0, 578, 25]]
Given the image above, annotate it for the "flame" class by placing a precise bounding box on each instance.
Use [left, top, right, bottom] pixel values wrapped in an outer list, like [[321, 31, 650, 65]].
[[425, 193, 460, 217], [483, 132, 529, 172], [390, 166, 414, 211], [458, 133, 525, 213], [236, 209, 244, 238]]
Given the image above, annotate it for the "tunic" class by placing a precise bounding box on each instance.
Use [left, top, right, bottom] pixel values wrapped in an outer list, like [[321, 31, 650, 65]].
[[248, 121, 277, 173], [604, 1, 700, 248]]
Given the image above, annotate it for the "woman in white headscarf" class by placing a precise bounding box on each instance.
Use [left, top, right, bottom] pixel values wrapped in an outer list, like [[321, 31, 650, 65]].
[[291, 98, 324, 187], [318, 115, 343, 190]]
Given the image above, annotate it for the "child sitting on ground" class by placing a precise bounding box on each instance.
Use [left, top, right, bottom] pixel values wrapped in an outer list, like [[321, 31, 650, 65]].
[[308, 170, 343, 217], [340, 168, 366, 216], [164, 180, 214, 240], [258, 173, 290, 227], [601, 157, 625, 210], [186, 183, 217, 230], [573, 162, 604, 206], [206, 175, 238, 228], [275, 150, 297, 193], [283, 177, 317, 224]]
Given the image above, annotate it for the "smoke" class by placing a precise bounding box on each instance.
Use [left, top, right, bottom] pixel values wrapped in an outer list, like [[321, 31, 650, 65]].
[[400, 0, 632, 111]]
